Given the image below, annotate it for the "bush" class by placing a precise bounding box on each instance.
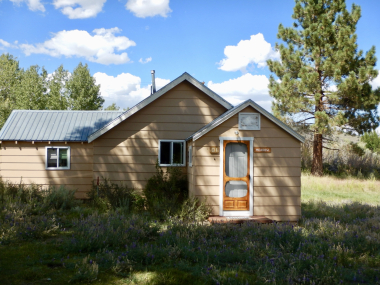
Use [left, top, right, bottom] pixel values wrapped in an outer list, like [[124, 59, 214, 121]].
[[143, 163, 188, 219], [42, 185, 79, 211], [69, 255, 98, 283], [178, 196, 212, 223], [361, 131, 380, 153], [88, 178, 137, 212]]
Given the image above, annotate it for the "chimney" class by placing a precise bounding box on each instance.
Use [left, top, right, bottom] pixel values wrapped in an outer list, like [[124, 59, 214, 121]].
[[151, 70, 156, 94]]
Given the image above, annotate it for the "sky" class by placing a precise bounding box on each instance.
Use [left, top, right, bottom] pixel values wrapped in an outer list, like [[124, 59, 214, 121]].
[[1, 0, 380, 115]]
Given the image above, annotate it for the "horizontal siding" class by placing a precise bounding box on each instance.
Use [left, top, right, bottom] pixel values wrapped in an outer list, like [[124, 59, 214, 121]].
[[93, 146, 157, 156], [1, 163, 92, 171], [196, 136, 300, 148], [254, 186, 301, 197], [116, 122, 206, 132], [254, 205, 301, 216], [194, 176, 300, 187], [193, 156, 300, 167], [94, 155, 158, 164], [254, 196, 300, 206], [193, 166, 300, 177], [194, 147, 300, 157]]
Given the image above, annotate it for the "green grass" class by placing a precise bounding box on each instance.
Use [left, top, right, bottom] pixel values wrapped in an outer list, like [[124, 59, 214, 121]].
[[302, 173, 380, 204], [1, 176, 380, 284]]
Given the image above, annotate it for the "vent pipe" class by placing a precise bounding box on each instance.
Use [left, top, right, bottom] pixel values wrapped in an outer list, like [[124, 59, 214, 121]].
[[151, 70, 156, 94]]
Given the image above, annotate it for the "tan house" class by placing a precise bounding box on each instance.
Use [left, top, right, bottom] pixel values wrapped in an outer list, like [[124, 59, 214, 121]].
[[0, 72, 304, 221]]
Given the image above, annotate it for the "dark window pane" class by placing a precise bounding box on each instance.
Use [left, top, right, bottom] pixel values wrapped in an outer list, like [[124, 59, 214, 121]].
[[59, 149, 68, 167], [47, 148, 57, 168], [173, 142, 183, 164], [160, 142, 171, 164]]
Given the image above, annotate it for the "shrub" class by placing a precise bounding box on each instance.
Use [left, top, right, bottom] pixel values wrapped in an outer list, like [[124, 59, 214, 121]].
[[361, 131, 380, 153], [88, 178, 136, 212], [42, 185, 79, 211], [178, 196, 211, 222], [143, 163, 188, 219], [69, 255, 98, 283]]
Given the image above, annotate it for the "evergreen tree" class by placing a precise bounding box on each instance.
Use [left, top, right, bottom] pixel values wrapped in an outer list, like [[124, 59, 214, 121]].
[[267, 0, 380, 175], [66, 63, 104, 110]]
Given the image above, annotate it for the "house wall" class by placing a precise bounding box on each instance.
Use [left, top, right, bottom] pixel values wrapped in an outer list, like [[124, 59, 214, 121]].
[[93, 81, 227, 189], [0, 141, 94, 199], [191, 106, 301, 221]]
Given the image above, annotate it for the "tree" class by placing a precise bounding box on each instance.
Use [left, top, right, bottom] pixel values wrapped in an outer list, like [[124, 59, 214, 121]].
[[361, 131, 380, 154], [104, 103, 120, 111], [267, 0, 380, 175], [46, 65, 70, 110], [66, 63, 104, 110]]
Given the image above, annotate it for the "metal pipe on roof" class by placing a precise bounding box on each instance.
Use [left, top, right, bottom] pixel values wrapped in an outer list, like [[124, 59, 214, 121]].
[[151, 70, 156, 94]]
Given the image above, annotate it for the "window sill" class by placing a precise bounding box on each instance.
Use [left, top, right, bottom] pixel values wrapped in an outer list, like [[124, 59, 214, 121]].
[[159, 164, 186, 167], [46, 167, 70, 170]]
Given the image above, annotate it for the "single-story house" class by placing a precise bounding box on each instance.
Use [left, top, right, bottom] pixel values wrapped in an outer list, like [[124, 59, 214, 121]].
[[0, 72, 304, 221]]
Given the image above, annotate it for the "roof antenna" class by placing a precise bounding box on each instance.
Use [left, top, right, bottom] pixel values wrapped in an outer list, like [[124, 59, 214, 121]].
[[151, 70, 156, 95]]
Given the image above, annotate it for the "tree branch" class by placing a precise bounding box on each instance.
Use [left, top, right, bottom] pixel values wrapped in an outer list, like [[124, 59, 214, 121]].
[[322, 146, 340, 151]]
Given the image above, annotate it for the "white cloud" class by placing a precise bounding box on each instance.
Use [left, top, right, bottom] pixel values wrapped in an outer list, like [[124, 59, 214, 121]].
[[53, 0, 106, 19], [208, 73, 273, 112], [0, 39, 11, 48], [20, 27, 136, 65], [126, 0, 171, 18], [10, 0, 45, 12], [218, 33, 280, 72], [94, 72, 170, 109], [371, 70, 380, 90], [139, 57, 152, 64]]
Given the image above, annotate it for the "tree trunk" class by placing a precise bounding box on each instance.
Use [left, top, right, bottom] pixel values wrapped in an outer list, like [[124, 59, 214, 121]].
[[311, 133, 323, 176]]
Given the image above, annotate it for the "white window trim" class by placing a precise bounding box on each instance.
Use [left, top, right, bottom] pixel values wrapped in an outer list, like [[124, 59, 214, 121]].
[[239, 113, 261, 130], [158, 140, 186, 167], [45, 146, 71, 170], [188, 145, 193, 167]]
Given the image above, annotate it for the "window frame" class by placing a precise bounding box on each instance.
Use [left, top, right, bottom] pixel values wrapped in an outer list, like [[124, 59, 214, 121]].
[[158, 140, 186, 167], [45, 146, 71, 170], [188, 145, 193, 167]]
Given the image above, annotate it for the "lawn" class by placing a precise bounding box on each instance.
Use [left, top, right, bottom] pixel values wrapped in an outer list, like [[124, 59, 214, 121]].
[[0, 176, 380, 284]]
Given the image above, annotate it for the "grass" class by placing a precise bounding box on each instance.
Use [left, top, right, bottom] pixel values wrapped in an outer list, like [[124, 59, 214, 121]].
[[302, 173, 380, 204], [1, 176, 380, 284]]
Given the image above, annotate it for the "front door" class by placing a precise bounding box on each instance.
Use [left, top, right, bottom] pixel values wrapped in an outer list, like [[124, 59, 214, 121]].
[[223, 140, 250, 211]]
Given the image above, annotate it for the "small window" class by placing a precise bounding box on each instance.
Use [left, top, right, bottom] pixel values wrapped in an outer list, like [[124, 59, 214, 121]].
[[46, 147, 70, 170], [188, 145, 193, 167], [158, 140, 186, 166]]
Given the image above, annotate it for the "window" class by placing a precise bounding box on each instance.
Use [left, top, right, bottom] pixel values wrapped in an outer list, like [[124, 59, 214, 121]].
[[45, 147, 70, 170], [188, 145, 193, 167], [158, 140, 186, 166]]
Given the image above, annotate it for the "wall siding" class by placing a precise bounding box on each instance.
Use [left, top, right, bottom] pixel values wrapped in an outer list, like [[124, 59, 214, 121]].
[[0, 141, 94, 198], [93, 81, 228, 189], [191, 106, 301, 221]]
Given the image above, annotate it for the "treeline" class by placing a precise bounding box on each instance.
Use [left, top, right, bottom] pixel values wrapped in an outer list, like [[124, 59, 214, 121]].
[[0, 53, 105, 128]]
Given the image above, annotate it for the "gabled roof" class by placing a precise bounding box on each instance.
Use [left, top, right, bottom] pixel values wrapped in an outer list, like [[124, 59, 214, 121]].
[[0, 110, 123, 142], [187, 99, 305, 143], [88, 72, 233, 143]]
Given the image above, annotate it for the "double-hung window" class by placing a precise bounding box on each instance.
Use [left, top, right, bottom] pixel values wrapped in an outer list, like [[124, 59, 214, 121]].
[[158, 140, 186, 166], [45, 147, 70, 170]]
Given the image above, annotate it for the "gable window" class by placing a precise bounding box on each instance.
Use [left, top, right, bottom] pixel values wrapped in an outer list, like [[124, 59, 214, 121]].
[[45, 147, 70, 170], [159, 140, 186, 166]]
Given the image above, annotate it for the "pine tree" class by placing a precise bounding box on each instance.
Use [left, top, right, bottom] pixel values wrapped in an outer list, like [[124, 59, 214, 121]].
[[267, 0, 380, 175]]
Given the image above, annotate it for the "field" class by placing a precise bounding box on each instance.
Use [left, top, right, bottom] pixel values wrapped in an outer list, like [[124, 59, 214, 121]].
[[1, 175, 380, 284]]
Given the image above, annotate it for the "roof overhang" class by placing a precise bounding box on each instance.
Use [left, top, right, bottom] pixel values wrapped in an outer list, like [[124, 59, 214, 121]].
[[187, 99, 305, 143], [88, 72, 233, 143]]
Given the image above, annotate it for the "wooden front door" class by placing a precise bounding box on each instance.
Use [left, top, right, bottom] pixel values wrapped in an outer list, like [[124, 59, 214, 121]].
[[223, 140, 250, 211]]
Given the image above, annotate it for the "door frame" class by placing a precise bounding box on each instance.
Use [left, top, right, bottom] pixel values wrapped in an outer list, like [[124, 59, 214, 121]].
[[219, 137, 254, 216]]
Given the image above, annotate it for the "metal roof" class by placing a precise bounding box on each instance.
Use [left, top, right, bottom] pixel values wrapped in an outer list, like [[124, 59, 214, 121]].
[[186, 99, 305, 143], [0, 110, 123, 142]]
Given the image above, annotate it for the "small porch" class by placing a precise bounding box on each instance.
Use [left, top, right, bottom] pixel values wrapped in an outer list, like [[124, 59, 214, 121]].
[[208, 215, 274, 224]]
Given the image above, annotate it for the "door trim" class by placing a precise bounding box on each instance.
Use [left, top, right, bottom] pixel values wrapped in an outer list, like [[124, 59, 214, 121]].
[[219, 137, 254, 216]]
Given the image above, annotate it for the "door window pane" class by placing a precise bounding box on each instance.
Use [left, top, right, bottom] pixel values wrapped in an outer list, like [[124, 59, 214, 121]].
[[225, 181, 247, 198], [59, 149, 68, 167], [173, 142, 183, 164], [225, 143, 247, 177], [160, 142, 171, 164], [47, 148, 58, 168]]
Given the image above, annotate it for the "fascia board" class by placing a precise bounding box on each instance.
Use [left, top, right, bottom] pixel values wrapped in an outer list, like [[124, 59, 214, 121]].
[[192, 100, 305, 143], [88, 72, 233, 143]]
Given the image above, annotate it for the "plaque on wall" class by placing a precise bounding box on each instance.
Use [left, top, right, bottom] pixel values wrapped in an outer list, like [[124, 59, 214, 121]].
[[239, 113, 260, 130], [209, 146, 220, 154], [254, 147, 271, 153]]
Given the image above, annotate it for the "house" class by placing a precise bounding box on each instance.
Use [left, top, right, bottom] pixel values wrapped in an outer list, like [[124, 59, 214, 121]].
[[0, 72, 304, 221]]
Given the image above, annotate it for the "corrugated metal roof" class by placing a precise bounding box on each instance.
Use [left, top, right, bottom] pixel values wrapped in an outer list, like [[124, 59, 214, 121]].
[[0, 110, 124, 142]]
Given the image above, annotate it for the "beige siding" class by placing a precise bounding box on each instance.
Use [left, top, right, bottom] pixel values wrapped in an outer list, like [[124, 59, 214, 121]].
[[93, 81, 228, 189], [191, 105, 301, 221], [0, 141, 94, 199]]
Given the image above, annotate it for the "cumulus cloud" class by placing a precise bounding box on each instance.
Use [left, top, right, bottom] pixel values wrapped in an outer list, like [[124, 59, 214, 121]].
[[208, 73, 273, 112], [139, 57, 152, 64], [94, 72, 170, 109], [53, 0, 106, 19], [126, 0, 172, 18], [218, 33, 280, 72], [20, 27, 136, 65], [10, 0, 45, 12], [0, 39, 11, 48]]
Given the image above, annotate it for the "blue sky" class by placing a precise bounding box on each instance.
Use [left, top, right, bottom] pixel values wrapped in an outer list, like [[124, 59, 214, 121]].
[[1, 0, 380, 113]]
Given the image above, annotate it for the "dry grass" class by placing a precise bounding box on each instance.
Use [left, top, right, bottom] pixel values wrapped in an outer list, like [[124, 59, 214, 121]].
[[302, 173, 380, 204]]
